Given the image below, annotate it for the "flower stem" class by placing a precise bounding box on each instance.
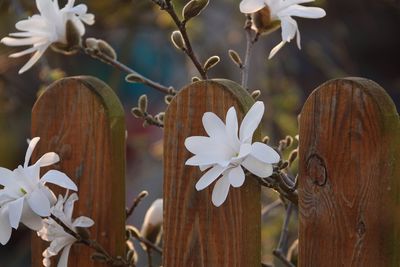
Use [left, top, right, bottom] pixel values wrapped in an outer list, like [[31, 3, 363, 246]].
[[82, 47, 175, 95]]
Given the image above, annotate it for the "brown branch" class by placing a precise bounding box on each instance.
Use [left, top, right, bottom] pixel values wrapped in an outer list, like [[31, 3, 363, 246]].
[[82, 48, 174, 95], [154, 1, 207, 79]]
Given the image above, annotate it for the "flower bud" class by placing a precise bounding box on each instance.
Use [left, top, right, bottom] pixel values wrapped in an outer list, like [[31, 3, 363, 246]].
[[280, 160, 289, 169], [182, 0, 209, 22], [171, 31, 186, 50], [204, 56, 220, 71], [251, 90, 261, 100], [288, 149, 298, 164], [138, 94, 148, 113], [51, 20, 81, 55], [285, 135, 293, 148], [126, 73, 145, 83], [141, 199, 163, 248], [131, 107, 144, 118], [252, 6, 281, 34], [228, 49, 243, 68], [85, 38, 98, 50], [156, 112, 165, 123], [192, 76, 201, 82], [97, 39, 117, 60], [165, 95, 174, 105]]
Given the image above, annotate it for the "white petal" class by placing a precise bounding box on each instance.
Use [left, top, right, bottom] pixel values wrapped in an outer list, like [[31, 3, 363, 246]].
[[0, 206, 12, 245], [18, 46, 48, 74], [64, 193, 78, 219], [278, 5, 326, 18], [57, 244, 72, 267], [20, 204, 43, 230], [239, 101, 264, 143], [239, 0, 266, 13], [195, 165, 226, 191], [280, 16, 298, 42], [250, 142, 280, 163], [27, 189, 51, 217], [72, 216, 94, 228], [199, 165, 212, 171], [80, 13, 95, 25], [24, 137, 40, 168], [1, 36, 40, 46], [35, 152, 60, 168], [268, 41, 286, 59], [228, 166, 245, 188], [68, 4, 87, 14], [225, 107, 240, 150], [242, 155, 273, 178], [41, 186, 57, 206], [0, 167, 14, 187], [9, 46, 39, 58], [184, 136, 219, 155], [211, 173, 231, 207], [237, 143, 252, 159], [8, 198, 24, 229], [202, 112, 226, 140], [185, 155, 229, 167], [40, 170, 78, 191]]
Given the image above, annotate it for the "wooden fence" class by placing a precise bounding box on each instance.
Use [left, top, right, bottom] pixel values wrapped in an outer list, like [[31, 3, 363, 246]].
[[30, 76, 400, 267]]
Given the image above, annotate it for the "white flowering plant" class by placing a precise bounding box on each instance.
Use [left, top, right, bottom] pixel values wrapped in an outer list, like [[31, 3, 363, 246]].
[[0, 0, 327, 266]]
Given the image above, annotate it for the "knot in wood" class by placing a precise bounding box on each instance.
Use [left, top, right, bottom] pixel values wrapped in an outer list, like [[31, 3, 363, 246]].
[[306, 154, 327, 186]]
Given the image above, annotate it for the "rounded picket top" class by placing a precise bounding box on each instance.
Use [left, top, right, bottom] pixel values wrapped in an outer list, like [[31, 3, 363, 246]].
[[299, 77, 400, 267], [31, 76, 126, 267], [163, 79, 261, 267]]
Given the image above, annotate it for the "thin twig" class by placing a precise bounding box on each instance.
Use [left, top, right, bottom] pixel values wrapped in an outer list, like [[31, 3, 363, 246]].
[[134, 235, 163, 254], [50, 214, 130, 266], [82, 48, 174, 95], [241, 15, 254, 89], [262, 199, 282, 217], [273, 203, 295, 267], [126, 191, 148, 220], [146, 248, 153, 267], [153, 0, 207, 79]]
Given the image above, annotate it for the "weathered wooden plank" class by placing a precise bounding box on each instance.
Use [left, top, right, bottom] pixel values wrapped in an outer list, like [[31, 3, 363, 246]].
[[163, 79, 261, 267], [299, 78, 400, 266], [31, 76, 126, 266]]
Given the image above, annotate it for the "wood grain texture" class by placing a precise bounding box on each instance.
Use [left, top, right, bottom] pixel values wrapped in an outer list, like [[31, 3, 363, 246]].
[[31, 76, 126, 267], [163, 79, 261, 267], [298, 78, 400, 267]]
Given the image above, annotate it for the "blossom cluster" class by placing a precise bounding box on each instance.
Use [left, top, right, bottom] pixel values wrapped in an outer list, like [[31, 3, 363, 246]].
[[1, 0, 94, 74], [0, 137, 93, 267], [185, 101, 280, 206]]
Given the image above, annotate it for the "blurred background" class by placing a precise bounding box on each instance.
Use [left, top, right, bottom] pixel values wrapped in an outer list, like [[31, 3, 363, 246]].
[[0, 0, 399, 266]]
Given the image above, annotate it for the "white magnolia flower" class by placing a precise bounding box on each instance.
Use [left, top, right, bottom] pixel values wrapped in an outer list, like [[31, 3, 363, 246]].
[[0, 137, 77, 245], [1, 0, 95, 74], [38, 193, 94, 267], [239, 0, 326, 59], [185, 101, 280, 207], [141, 199, 163, 245]]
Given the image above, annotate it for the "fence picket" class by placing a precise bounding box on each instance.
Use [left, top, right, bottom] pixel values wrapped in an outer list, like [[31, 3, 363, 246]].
[[299, 78, 400, 266], [30, 76, 126, 266], [163, 79, 261, 267]]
